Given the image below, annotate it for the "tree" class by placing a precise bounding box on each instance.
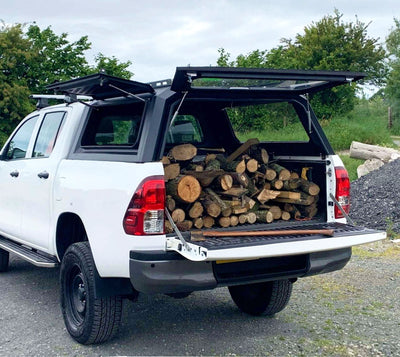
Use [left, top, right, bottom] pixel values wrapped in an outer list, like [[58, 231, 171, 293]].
[[26, 24, 92, 93], [217, 10, 387, 124], [0, 23, 35, 143], [89, 53, 133, 79], [0, 23, 133, 145], [386, 18, 400, 127]]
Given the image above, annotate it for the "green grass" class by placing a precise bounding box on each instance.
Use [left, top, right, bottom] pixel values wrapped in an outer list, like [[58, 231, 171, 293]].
[[238, 99, 394, 152], [339, 155, 364, 182], [238, 121, 308, 142]]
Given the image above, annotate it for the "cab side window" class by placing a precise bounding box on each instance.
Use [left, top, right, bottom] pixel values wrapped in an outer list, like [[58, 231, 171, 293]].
[[166, 115, 203, 144], [5, 116, 39, 160], [33, 112, 65, 158]]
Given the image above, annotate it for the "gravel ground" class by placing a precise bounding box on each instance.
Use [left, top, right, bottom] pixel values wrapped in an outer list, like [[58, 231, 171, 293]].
[[1, 243, 400, 356], [350, 159, 400, 233]]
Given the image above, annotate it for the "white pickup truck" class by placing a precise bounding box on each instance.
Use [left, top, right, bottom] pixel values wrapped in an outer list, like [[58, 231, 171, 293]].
[[0, 67, 386, 344]]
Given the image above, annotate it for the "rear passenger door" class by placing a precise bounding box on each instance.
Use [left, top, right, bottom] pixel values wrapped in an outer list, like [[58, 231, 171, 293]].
[[18, 111, 66, 250], [0, 115, 40, 239]]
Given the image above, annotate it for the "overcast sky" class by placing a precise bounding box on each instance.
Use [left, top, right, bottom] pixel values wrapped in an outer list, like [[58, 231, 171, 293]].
[[1, 0, 398, 82]]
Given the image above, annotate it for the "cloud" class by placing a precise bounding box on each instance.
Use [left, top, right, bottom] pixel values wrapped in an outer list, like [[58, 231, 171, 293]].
[[1, 0, 397, 81]]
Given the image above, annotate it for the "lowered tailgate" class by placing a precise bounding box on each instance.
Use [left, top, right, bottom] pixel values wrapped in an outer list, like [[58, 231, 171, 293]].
[[165, 222, 386, 262]]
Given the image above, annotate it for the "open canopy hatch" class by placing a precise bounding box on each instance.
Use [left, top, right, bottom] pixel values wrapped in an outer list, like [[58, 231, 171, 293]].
[[171, 67, 366, 94], [46, 73, 154, 100]]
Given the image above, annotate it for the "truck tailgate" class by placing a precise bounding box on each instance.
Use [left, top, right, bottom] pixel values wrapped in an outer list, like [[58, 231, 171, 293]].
[[165, 222, 386, 261]]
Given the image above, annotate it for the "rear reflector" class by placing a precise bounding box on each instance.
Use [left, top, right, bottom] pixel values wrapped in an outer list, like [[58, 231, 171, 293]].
[[334, 166, 350, 219], [123, 176, 165, 235]]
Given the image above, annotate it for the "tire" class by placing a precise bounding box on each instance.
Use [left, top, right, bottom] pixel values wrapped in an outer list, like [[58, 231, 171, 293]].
[[228, 280, 293, 316], [60, 242, 122, 344], [0, 248, 9, 272]]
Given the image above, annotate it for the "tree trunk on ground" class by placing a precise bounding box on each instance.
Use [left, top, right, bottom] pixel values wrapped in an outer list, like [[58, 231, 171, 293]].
[[350, 141, 400, 162]]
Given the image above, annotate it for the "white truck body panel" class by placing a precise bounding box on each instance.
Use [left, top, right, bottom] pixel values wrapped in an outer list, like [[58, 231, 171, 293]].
[[54, 159, 165, 277]]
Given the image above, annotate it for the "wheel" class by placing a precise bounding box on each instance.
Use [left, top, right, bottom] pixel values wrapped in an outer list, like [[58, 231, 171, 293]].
[[0, 248, 9, 272], [228, 280, 293, 316], [60, 242, 122, 344]]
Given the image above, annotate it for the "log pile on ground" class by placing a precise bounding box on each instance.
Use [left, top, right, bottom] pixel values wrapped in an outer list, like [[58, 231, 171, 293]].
[[163, 140, 321, 232]]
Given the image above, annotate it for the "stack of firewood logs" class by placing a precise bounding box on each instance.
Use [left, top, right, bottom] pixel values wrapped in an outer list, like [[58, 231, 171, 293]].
[[162, 139, 320, 233]]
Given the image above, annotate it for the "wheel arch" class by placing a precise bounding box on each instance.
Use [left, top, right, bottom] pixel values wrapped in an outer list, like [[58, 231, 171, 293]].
[[56, 212, 135, 299], [56, 212, 88, 261]]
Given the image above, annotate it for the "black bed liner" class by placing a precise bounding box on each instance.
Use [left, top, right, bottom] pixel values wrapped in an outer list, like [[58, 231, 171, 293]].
[[186, 222, 380, 251]]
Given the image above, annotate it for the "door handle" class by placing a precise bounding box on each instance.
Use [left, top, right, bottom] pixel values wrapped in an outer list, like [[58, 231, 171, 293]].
[[10, 170, 19, 178], [38, 171, 49, 179]]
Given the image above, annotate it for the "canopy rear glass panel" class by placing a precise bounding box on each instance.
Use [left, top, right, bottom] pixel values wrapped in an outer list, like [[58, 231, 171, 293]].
[[171, 67, 366, 94]]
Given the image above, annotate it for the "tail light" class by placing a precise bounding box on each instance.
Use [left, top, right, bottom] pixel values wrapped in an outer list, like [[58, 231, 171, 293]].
[[123, 176, 165, 235], [334, 166, 350, 219]]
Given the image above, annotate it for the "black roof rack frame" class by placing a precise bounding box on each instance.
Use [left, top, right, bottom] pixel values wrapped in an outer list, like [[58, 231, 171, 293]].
[[47, 73, 155, 100]]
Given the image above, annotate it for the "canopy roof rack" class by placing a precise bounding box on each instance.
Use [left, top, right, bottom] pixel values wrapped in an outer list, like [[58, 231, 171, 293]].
[[29, 94, 92, 109], [46, 73, 155, 100]]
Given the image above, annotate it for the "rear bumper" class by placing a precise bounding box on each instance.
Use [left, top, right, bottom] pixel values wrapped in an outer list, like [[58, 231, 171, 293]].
[[129, 247, 352, 294]]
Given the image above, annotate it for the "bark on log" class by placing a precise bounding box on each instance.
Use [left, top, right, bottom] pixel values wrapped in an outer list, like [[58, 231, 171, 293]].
[[298, 203, 318, 218], [202, 197, 221, 217], [184, 170, 225, 187], [269, 163, 291, 181], [165, 220, 173, 234], [166, 196, 176, 211], [300, 179, 320, 196], [226, 138, 260, 162], [283, 178, 302, 191], [350, 141, 400, 163], [259, 165, 277, 181], [249, 147, 269, 164], [164, 163, 180, 180], [255, 210, 274, 223], [169, 143, 197, 161], [166, 175, 202, 203], [271, 179, 283, 190], [205, 159, 221, 171], [221, 159, 246, 174], [290, 172, 300, 179], [175, 220, 193, 232], [283, 204, 301, 219], [188, 201, 204, 219], [230, 172, 250, 187], [171, 208, 185, 223]]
